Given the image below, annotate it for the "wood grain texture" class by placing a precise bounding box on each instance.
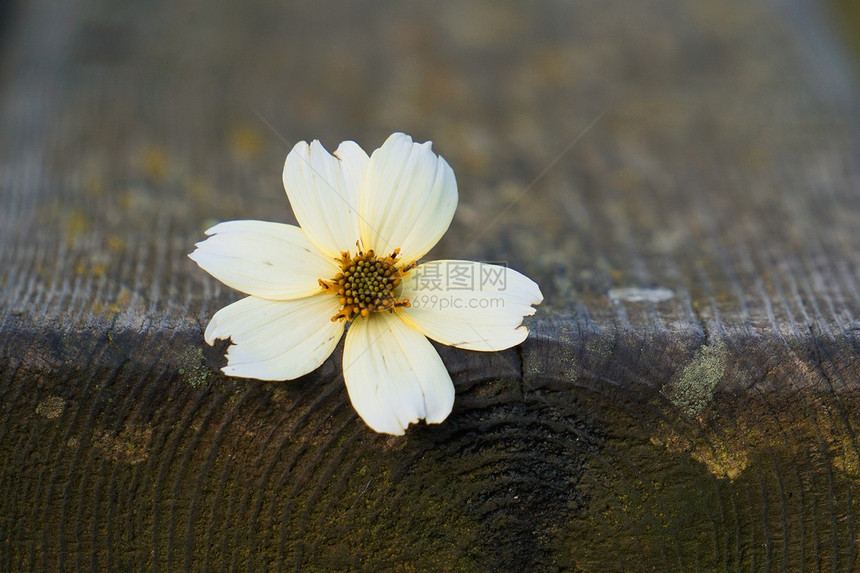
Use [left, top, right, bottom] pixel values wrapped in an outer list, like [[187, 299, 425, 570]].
[[2, 0, 860, 570]]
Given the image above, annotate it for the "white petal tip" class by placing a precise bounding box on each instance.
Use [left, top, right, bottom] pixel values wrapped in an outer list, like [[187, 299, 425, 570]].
[[221, 364, 271, 381], [502, 326, 531, 350], [359, 411, 449, 435], [361, 413, 416, 436], [425, 408, 454, 426], [369, 407, 452, 434]]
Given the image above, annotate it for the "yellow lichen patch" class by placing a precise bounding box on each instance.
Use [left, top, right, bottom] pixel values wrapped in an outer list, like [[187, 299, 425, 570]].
[[106, 235, 125, 252], [571, 356, 860, 569], [651, 385, 860, 482], [829, 439, 859, 477], [75, 260, 106, 278], [691, 439, 749, 481], [64, 210, 91, 244], [229, 126, 264, 160], [142, 146, 169, 183], [35, 395, 66, 420], [93, 424, 152, 465], [816, 408, 860, 478], [91, 286, 132, 318], [651, 419, 750, 481], [115, 286, 132, 308], [90, 301, 120, 317]]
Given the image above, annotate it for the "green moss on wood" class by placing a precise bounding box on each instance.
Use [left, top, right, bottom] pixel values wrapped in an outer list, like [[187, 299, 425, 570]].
[[663, 342, 727, 417]]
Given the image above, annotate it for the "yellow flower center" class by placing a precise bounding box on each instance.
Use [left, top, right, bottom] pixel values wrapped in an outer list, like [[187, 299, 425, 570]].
[[319, 245, 416, 322]]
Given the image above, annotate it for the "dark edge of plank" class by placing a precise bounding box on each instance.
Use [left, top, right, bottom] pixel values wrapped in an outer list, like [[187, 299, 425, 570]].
[[2, 318, 859, 569]]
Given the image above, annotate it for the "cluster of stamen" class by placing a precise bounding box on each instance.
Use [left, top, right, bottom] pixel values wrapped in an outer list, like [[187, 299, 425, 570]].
[[319, 244, 416, 322]]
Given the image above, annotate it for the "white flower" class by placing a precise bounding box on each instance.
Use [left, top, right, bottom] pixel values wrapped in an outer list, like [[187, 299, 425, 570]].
[[190, 133, 543, 435]]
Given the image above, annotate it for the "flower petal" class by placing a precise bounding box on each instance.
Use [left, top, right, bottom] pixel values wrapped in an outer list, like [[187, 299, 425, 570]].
[[204, 294, 344, 381], [342, 312, 454, 435], [359, 133, 457, 263], [283, 140, 369, 257], [398, 260, 543, 351], [189, 220, 338, 300]]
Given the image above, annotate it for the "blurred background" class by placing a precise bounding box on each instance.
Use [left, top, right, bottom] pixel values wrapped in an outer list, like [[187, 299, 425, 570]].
[[3, 1, 860, 570], [1, 0, 859, 328]]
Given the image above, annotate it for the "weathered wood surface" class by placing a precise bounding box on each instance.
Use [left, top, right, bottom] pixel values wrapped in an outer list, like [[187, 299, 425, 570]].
[[2, 0, 860, 570]]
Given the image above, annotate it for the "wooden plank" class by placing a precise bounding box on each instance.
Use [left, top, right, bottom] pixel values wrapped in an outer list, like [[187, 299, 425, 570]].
[[1, 0, 860, 569]]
